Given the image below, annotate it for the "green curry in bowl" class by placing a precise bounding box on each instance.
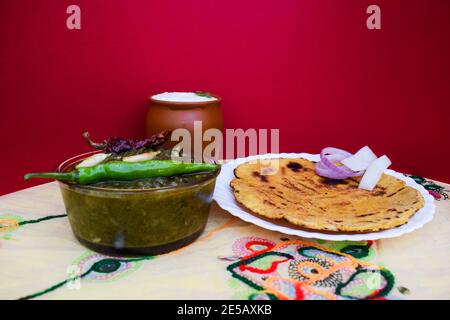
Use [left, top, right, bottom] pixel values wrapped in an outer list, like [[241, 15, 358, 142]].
[[25, 133, 220, 256]]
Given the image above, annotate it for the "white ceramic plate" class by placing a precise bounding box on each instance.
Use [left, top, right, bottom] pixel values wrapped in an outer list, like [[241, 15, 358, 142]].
[[213, 153, 436, 241]]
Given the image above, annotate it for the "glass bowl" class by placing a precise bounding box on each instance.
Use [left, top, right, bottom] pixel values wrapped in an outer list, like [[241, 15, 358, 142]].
[[56, 151, 220, 256]]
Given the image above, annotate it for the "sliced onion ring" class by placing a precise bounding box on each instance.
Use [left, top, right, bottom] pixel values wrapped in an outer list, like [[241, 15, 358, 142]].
[[341, 146, 377, 171], [76, 153, 109, 168], [315, 147, 363, 179], [123, 151, 160, 163], [358, 155, 392, 191]]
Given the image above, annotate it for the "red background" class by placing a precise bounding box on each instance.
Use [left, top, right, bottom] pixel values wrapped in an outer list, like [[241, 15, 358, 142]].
[[1, 0, 449, 195]]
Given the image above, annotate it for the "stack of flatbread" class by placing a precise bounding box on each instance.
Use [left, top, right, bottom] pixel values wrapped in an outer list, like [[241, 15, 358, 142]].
[[230, 158, 424, 232]]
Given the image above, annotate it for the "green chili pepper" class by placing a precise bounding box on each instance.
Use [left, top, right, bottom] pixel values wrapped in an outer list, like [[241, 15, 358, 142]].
[[24, 160, 220, 185]]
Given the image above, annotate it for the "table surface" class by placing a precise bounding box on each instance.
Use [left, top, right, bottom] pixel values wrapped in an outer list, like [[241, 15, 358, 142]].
[[0, 178, 449, 300]]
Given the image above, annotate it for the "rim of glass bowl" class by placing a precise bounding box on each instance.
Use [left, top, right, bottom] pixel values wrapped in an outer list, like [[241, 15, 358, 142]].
[[55, 150, 221, 193]]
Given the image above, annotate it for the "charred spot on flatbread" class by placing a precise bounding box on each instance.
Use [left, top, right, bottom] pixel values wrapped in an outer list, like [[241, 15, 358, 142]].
[[287, 161, 302, 172]]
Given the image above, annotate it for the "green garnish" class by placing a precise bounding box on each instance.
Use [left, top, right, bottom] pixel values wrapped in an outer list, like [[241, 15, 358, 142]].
[[195, 91, 212, 98], [24, 160, 220, 185]]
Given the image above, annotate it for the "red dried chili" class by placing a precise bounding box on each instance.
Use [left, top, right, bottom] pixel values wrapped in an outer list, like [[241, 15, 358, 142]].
[[82, 131, 172, 154]]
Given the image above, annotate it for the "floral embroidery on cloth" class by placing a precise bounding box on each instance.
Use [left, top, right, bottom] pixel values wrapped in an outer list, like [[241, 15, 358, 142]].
[[408, 175, 449, 200], [0, 213, 24, 240], [71, 251, 146, 282], [19, 253, 153, 300], [0, 213, 67, 240], [226, 237, 394, 300]]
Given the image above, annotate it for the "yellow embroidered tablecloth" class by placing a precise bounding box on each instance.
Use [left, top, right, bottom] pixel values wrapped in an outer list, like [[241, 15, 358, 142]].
[[0, 178, 449, 300]]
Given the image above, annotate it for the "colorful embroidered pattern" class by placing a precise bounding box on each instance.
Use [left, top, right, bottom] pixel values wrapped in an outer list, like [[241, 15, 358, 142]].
[[226, 237, 394, 300], [71, 251, 145, 282], [408, 175, 449, 200], [0, 214, 24, 240], [19, 254, 153, 300], [0, 212, 151, 299], [0, 213, 67, 240], [11, 216, 237, 299]]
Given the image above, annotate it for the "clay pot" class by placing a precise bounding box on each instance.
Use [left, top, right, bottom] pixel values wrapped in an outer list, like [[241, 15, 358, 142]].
[[146, 93, 224, 153]]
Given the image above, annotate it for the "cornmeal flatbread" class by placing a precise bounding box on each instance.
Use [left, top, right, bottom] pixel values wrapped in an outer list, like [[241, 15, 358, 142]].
[[230, 158, 424, 232]]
